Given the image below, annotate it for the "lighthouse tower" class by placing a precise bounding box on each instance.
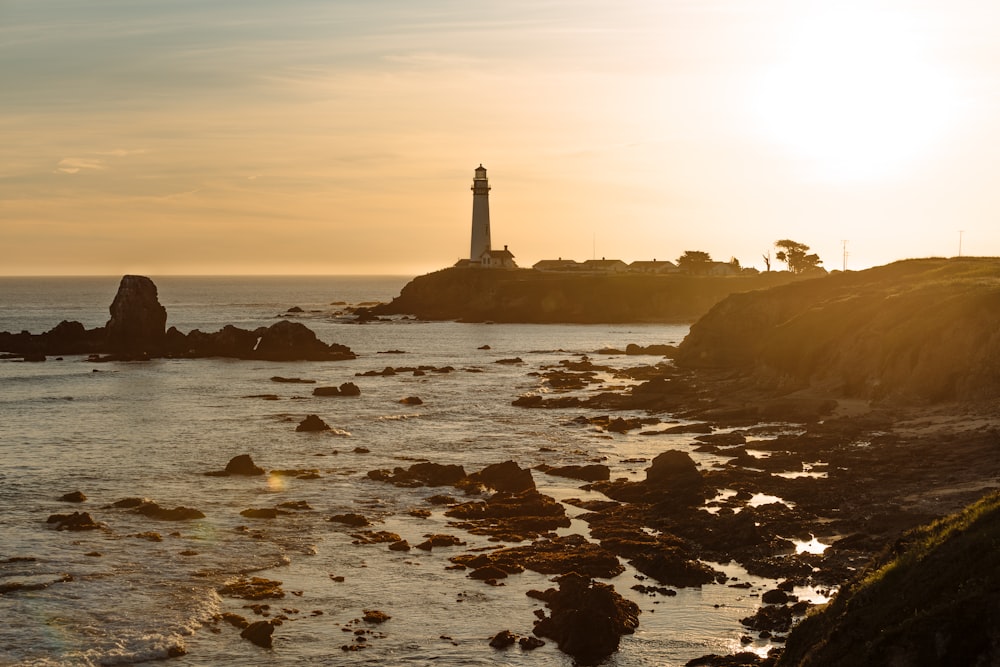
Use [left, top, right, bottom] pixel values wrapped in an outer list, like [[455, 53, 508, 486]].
[[469, 164, 491, 262]]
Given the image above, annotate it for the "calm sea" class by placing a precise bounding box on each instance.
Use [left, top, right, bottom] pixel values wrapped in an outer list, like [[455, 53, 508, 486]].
[[0, 276, 788, 666]]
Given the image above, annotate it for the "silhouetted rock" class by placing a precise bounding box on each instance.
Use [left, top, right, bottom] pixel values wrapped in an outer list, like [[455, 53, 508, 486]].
[[296, 414, 331, 432], [538, 464, 610, 482], [489, 630, 517, 648], [367, 462, 467, 488], [339, 382, 361, 396], [225, 454, 265, 476], [468, 460, 535, 493], [645, 450, 702, 488], [399, 396, 423, 405], [105, 275, 167, 356], [47, 511, 101, 531], [240, 620, 275, 648], [531, 572, 639, 665], [134, 501, 205, 521], [625, 343, 677, 356], [59, 490, 87, 503], [0, 276, 356, 362]]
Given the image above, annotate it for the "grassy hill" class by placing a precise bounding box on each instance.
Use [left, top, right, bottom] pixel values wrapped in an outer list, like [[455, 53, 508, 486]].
[[776, 490, 1000, 666], [675, 257, 1000, 403]]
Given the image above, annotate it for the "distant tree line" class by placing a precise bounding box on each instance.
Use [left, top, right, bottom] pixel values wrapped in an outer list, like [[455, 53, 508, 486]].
[[677, 239, 823, 275]]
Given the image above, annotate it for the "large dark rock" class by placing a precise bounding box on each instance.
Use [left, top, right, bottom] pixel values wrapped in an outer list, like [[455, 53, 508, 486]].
[[224, 454, 266, 476], [645, 450, 703, 488], [296, 415, 331, 432], [240, 620, 275, 648], [468, 460, 536, 493], [46, 511, 102, 531], [134, 502, 205, 521], [531, 572, 639, 665], [105, 275, 167, 355], [173, 321, 355, 361]]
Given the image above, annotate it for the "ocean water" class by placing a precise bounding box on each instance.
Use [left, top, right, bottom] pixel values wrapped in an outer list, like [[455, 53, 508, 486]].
[[0, 276, 789, 666]]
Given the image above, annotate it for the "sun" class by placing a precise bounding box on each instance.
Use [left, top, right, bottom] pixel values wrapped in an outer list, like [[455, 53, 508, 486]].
[[752, 6, 960, 182]]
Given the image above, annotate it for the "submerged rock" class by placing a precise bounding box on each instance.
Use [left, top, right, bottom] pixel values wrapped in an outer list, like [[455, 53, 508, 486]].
[[59, 490, 87, 503], [218, 577, 285, 600], [134, 502, 205, 521]]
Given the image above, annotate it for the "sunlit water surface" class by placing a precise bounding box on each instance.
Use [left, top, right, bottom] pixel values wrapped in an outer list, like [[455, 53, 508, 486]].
[[0, 277, 815, 666]]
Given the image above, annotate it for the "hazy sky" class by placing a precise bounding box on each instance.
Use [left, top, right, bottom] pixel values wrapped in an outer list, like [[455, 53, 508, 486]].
[[3, 0, 999, 275]]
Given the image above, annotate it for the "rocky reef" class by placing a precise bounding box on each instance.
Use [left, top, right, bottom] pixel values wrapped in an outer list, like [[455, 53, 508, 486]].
[[0, 275, 355, 361], [364, 267, 799, 323]]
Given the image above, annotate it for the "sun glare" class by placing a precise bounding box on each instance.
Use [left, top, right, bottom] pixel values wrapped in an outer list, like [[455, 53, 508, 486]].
[[753, 7, 960, 182]]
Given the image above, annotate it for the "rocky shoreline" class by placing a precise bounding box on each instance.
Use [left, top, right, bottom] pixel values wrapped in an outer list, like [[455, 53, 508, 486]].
[[11, 259, 1000, 664]]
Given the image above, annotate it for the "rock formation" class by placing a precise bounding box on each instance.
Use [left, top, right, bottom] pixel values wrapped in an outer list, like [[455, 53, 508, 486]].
[[104, 275, 168, 356], [363, 266, 798, 323], [0, 275, 356, 362], [530, 572, 639, 665]]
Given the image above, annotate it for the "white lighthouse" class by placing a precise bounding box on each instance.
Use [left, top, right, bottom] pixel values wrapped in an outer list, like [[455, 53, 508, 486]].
[[469, 164, 491, 262]]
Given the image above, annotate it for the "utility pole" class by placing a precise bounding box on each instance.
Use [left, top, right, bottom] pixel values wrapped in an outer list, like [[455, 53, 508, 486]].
[[958, 230, 964, 257], [841, 240, 848, 272]]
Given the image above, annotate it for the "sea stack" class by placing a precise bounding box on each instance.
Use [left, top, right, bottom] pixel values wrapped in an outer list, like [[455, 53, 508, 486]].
[[104, 275, 167, 356]]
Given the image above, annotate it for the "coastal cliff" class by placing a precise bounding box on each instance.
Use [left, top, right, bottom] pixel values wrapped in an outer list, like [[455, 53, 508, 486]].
[[675, 257, 1000, 403], [367, 267, 798, 323]]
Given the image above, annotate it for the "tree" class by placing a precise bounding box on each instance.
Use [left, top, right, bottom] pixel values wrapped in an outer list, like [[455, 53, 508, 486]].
[[676, 250, 712, 275], [774, 239, 822, 274]]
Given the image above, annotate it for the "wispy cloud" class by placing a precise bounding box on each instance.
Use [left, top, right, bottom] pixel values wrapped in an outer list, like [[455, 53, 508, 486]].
[[55, 157, 105, 175]]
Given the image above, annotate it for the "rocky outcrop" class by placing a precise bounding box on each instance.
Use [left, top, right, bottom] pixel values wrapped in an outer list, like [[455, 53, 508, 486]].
[[46, 511, 102, 531], [104, 275, 168, 356], [226, 454, 265, 476], [364, 267, 798, 323], [366, 462, 467, 487], [0, 276, 356, 362], [240, 620, 275, 648], [530, 573, 639, 665], [168, 320, 355, 361], [296, 415, 331, 432]]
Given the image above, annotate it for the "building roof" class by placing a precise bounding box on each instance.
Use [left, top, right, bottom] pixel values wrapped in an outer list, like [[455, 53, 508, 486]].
[[533, 259, 579, 270], [581, 259, 627, 267], [629, 260, 677, 268]]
